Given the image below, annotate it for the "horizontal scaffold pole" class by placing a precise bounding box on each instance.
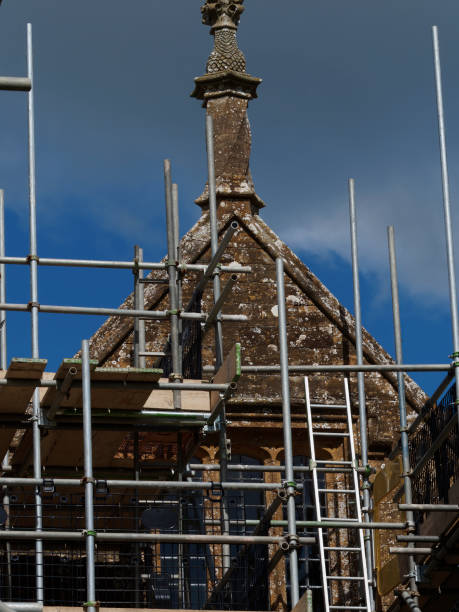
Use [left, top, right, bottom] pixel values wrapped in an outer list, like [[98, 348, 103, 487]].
[[0, 605, 42, 612], [0, 76, 32, 91], [0, 302, 246, 323], [0, 255, 250, 275], [245, 519, 407, 530], [390, 547, 432, 555], [0, 477, 298, 491], [0, 378, 232, 392], [235, 364, 452, 373], [399, 503, 459, 512], [190, 463, 373, 474], [0, 530, 315, 545]]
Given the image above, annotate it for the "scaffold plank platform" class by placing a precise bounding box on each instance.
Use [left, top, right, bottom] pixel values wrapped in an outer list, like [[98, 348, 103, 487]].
[[0, 358, 47, 412], [0, 358, 47, 459], [41, 359, 165, 412]]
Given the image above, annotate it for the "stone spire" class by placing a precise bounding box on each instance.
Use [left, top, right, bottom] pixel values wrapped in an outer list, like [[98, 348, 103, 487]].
[[192, 0, 264, 212]]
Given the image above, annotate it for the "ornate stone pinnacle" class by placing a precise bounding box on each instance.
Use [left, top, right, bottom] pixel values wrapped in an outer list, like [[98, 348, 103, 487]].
[[201, 1, 245, 31], [201, 1, 246, 74]]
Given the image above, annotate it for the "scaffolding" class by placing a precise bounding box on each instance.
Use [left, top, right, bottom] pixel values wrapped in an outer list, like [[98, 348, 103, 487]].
[[0, 17, 457, 612]]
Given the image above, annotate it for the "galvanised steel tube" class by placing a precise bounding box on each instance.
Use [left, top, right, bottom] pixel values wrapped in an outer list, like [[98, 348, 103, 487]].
[[0, 605, 42, 612], [348, 179, 374, 600], [190, 463, 374, 474], [164, 160, 181, 411], [396, 589, 422, 612], [245, 519, 407, 530], [0, 378, 230, 392], [390, 548, 432, 555], [397, 535, 440, 543], [0, 302, 167, 318], [27, 24, 43, 603], [399, 503, 459, 512], [388, 227, 419, 608], [432, 26, 459, 427], [0, 189, 6, 369], [0, 477, 292, 491], [0, 530, 315, 545], [0, 76, 32, 91], [133, 246, 146, 369], [205, 115, 224, 369], [387, 228, 416, 522], [194, 221, 238, 296], [0, 256, 250, 275], [173, 183, 183, 370], [202, 274, 237, 333], [206, 114, 230, 572], [238, 363, 451, 373], [82, 340, 96, 612], [0, 303, 247, 324], [276, 257, 300, 606]]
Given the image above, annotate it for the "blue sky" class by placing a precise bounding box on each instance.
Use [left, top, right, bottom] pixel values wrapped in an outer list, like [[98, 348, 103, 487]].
[[0, 1, 458, 394]]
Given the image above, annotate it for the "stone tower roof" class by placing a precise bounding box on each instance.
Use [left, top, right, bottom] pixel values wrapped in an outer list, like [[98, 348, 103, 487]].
[[84, 1, 427, 454]]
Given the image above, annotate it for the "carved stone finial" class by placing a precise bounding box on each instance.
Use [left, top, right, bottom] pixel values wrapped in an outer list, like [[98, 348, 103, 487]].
[[201, 0, 246, 74], [201, 1, 245, 31], [193, 1, 265, 213]]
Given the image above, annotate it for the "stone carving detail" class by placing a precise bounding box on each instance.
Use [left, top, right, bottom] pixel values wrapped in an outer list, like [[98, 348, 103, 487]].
[[201, 1, 245, 29], [207, 29, 246, 73], [202, 1, 246, 74]]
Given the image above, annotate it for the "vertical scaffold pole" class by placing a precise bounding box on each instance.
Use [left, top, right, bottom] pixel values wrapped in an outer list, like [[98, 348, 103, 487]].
[[276, 257, 300, 606], [432, 26, 459, 421], [82, 339, 97, 612], [133, 245, 146, 369], [205, 115, 223, 368], [27, 23, 43, 603], [0, 189, 6, 369], [133, 431, 141, 608], [348, 178, 374, 603], [164, 160, 182, 410], [387, 226, 418, 607], [205, 114, 230, 574], [2, 452, 12, 601], [172, 183, 183, 367]]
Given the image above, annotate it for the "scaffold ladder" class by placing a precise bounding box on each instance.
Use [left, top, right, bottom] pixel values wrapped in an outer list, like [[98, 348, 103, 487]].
[[305, 376, 371, 612]]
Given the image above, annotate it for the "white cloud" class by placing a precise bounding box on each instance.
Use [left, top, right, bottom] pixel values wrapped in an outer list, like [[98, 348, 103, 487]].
[[272, 164, 458, 310]]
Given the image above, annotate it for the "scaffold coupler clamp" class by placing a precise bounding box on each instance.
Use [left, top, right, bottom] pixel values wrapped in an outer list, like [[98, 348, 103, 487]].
[[205, 481, 223, 502], [168, 372, 183, 382], [41, 478, 55, 494], [450, 351, 459, 367], [82, 601, 100, 610], [280, 533, 300, 553], [282, 480, 300, 498], [82, 529, 97, 538], [81, 476, 96, 485]]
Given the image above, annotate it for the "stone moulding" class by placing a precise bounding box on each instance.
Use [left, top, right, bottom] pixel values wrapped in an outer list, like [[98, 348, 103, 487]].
[[191, 70, 262, 102]]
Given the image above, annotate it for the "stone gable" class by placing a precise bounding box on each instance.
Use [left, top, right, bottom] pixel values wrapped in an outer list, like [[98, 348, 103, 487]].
[[86, 201, 427, 454]]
